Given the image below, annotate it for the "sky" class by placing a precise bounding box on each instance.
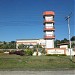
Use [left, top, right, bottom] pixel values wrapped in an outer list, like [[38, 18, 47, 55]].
[[0, 0, 74, 41]]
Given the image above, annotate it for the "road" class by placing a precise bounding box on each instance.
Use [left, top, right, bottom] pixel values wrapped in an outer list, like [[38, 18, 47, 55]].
[[0, 70, 75, 75]]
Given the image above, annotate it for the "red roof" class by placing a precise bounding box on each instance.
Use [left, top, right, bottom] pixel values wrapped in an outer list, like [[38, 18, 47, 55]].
[[44, 36, 55, 39], [44, 20, 55, 23], [43, 11, 55, 16], [57, 43, 69, 46], [44, 28, 55, 31]]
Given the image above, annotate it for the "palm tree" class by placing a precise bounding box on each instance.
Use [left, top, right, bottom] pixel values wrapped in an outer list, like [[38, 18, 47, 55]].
[[33, 44, 42, 56]]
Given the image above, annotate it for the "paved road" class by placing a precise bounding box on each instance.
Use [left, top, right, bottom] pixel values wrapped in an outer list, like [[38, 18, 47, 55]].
[[0, 70, 75, 75]]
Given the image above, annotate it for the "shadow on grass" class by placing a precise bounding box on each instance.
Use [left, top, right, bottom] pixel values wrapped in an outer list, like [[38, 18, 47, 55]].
[[69, 58, 75, 63]]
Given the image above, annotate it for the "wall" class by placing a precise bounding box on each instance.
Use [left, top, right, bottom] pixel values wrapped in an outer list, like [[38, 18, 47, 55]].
[[45, 23, 53, 28], [66, 48, 75, 56], [45, 16, 53, 20], [16, 39, 45, 49], [45, 40, 54, 48], [46, 48, 75, 56], [60, 45, 68, 49], [46, 48, 66, 55]]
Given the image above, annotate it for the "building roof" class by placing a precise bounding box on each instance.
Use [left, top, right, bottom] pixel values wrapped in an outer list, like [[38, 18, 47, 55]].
[[16, 38, 43, 41], [43, 11, 55, 16], [57, 43, 69, 46], [61, 43, 69, 45]]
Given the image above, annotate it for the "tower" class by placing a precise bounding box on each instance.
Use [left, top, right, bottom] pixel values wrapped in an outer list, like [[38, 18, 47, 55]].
[[43, 11, 55, 51]]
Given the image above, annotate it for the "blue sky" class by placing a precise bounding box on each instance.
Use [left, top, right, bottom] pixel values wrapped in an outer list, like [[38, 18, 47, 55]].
[[0, 0, 74, 41]]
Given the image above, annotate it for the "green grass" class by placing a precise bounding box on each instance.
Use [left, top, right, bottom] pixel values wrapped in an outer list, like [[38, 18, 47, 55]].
[[0, 53, 75, 71]]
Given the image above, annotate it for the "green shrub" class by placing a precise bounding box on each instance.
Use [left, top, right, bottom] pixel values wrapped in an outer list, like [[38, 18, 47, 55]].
[[25, 49, 33, 56]]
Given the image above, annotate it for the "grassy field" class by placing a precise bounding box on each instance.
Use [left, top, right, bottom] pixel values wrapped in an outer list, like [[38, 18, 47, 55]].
[[0, 53, 75, 71]]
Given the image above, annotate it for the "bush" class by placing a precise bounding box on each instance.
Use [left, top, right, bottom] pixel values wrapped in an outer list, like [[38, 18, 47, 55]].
[[14, 50, 25, 56], [9, 50, 15, 55], [0, 50, 4, 53], [9, 50, 25, 56], [9, 49, 33, 56], [20, 50, 25, 56], [25, 49, 33, 56], [9, 51, 15, 55]]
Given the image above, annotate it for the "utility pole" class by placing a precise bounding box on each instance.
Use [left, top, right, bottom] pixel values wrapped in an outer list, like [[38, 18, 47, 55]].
[[65, 13, 72, 59]]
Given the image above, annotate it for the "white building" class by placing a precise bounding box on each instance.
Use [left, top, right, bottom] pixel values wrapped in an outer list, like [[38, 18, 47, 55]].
[[16, 11, 75, 56], [60, 43, 68, 49], [16, 39, 45, 49], [43, 11, 55, 51]]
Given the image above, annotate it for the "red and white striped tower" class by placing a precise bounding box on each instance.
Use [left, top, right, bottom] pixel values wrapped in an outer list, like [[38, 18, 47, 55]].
[[43, 11, 55, 51]]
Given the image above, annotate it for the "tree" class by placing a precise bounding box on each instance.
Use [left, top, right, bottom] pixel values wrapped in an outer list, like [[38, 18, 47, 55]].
[[61, 38, 69, 43], [0, 44, 3, 49], [71, 43, 75, 48], [18, 44, 25, 49], [8, 41, 16, 49], [71, 36, 75, 41], [33, 44, 42, 56], [54, 40, 61, 48], [1, 41, 8, 49], [0, 41, 16, 49]]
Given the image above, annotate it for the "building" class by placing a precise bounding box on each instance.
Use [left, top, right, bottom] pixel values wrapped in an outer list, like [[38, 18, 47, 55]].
[[43, 11, 55, 51], [16, 11, 75, 56], [16, 39, 45, 49]]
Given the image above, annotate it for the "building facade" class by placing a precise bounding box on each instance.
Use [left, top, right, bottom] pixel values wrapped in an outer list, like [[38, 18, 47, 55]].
[[16, 39, 45, 49], [16, 11, 75, 56], [43, 11, 55, 51]]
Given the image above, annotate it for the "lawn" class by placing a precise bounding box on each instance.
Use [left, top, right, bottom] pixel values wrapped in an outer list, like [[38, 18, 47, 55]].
[[0, 53, 75, 71]]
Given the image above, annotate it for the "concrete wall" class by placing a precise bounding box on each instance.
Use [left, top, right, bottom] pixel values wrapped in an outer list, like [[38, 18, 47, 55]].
[[60, 45, 68, 49], [46, 48, 75, 56], [66, 48, 75, 56], [45, 23, 53, 28], [45, 40, 54, 48], [45, 31, 54, 36], [46, 48, 66, 55], [45, 16, 53, 20]]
